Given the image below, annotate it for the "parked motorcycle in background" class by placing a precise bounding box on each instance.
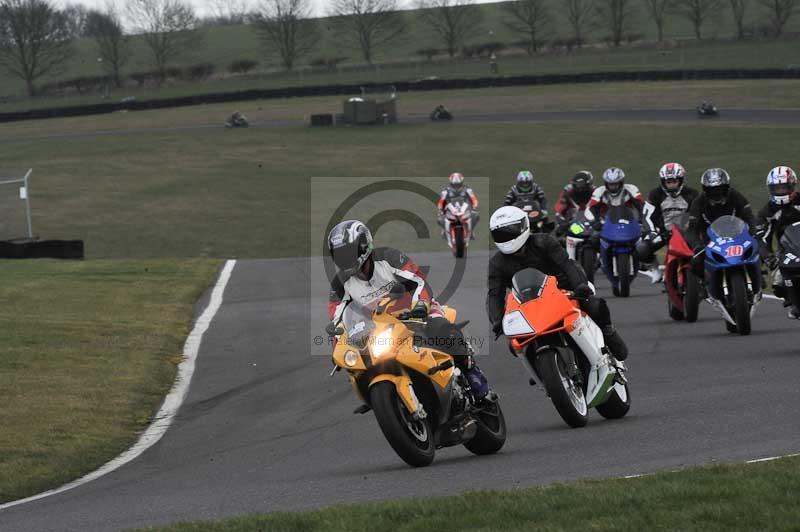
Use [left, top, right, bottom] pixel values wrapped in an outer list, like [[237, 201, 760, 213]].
[[600, 206, 642, 297], [663, 214, 702, 322], [442, 198, 473, 258], [704, 215, 762, 335], [501, 268, 630, 428]]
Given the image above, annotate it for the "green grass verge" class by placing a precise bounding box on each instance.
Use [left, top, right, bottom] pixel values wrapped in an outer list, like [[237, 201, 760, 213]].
[[1, 0, 799, 111], [2, 115, 798, 258], [0, 258, 220, 503], [138, 456, 800, 531]]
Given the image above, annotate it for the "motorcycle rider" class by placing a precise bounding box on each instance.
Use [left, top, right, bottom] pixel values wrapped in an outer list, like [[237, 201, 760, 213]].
[[438, 172, 480, 238], [637, 163, 699, 283], [585, 167, 645, 224], [486, 206, 629, 361], [687, 168, 756, 274], [755, 166, 800, 318], [327, 220, 490, 398], [504, 170, 548, 212], [555, 170, 596, 219]]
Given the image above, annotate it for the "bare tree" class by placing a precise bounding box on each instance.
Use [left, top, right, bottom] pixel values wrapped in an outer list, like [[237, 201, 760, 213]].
[[416, 0, 484, 59], [126, 0, 202, 83], [0, 0, 73, 96], [503, 0, 551, 55], [329, 0, 405, 64], [757, 0, 800, 36], [85, 3, 130, 87], [670, 0, 723, 40], [564, 0, 595, 46], [204, 0, 249, 25], [251, 0, 319, 71], [728, 0, 747, 38], [62, 3, 90, 37], [596, 0, 637, 46], [642, 0, 673, 42]]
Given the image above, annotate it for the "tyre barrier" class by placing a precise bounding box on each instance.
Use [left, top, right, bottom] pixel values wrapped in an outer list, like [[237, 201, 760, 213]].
[[0, 239, 84, 259], [2, 68, 799, 124]]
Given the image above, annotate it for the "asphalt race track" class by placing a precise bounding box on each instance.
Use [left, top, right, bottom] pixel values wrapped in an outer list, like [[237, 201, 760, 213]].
[[2, 251, 799, 531], [3, 108, 800, 144]]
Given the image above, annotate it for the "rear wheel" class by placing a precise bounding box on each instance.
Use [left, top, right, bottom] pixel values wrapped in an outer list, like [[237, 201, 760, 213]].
[[463, 400, 507, 455], [616, 253, 631, 297], [596, 382, 631, 419], [454, 226, 465, 258], [684, 270, 701, 323], [729, 269, 751, 336], [534, 349, 588, 428], [371, 382, 435, 467], [580, 245, 596, 284]]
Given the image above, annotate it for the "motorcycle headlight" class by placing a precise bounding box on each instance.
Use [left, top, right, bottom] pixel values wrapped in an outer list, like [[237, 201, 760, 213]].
[[502, 310, 535, 336], [371, 327, 394, 358], [344, 350, 359, 367]]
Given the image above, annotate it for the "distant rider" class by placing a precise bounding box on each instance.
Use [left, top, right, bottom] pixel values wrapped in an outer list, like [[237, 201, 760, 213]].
[[504, 170, 548, 213], [486, 206, 629, 361], [686, 168, 756, 273], [327, 220, 490, 398], [755, 166, 800, 318], [555, 170, 596, 219], [637, 163, 699, 283], [438, 172, 480, 238]]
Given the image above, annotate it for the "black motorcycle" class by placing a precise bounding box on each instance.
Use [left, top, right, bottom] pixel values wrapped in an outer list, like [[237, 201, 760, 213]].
[[778, 221, 800, 316], [696, 101, 719, 118]]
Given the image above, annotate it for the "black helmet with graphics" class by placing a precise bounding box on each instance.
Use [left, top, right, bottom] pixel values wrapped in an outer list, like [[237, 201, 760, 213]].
[[328, 220, 373, 280]]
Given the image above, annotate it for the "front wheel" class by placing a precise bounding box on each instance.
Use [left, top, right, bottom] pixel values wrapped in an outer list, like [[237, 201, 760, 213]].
[[534, 349, 588, 428], [454, 226, 465, 258], [463, 400, 507, 455], [728, 269, 751, 336], [596, 382, 631, 419], [371, 382, 435, 467], [616, 253, 631, 298], [684, 270, 701, 323]]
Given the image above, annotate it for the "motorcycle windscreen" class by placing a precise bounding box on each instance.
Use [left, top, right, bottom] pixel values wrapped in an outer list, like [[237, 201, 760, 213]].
[[602, 205, 641, 242], [511, 268, 549, 303], [341, 302, 376, 348], [779, 223, 800, 253], [708, 215, 747, 240]]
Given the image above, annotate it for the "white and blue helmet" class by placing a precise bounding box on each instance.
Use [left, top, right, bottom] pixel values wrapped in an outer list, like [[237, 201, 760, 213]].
[[602, 167, 626, 197], [766, 166, 797, 205]]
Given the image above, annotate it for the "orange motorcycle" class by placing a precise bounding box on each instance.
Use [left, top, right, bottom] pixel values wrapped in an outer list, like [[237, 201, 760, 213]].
[[501, 268, 631, 428]]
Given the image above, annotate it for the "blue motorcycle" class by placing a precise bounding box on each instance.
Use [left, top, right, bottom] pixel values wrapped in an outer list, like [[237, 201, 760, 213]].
[[703, 215, 762, 335], [600, 206, 641, 297]]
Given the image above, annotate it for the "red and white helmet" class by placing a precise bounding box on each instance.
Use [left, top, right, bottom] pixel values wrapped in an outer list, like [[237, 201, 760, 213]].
[[449, 172, 464, 188], [766, 166, 797, 205], [659, 162, 686, 197]]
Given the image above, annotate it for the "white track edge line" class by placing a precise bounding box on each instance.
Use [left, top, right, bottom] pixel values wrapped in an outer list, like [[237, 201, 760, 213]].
[[0, 259, 237, 512]]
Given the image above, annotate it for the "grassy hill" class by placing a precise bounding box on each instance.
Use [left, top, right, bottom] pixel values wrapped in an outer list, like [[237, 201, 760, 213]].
[[0, 0, 798, 108]]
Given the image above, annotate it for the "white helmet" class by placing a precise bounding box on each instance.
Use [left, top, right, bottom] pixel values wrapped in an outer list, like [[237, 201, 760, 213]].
[[490, 206, 530, 254], [766, 166, 797, 205], [602, 167, 626, 197]]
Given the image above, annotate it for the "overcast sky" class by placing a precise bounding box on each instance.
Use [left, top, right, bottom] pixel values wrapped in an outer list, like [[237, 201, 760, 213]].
[[58, 0, 501, 18]]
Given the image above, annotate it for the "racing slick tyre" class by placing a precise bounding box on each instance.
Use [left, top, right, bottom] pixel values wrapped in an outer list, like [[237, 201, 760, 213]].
[[534, 348, 588, 428], [616, 253, 631, 298], [454, 226, 465, 258], [729, 269, 751, 336], [463, 399, 507, 455], [684, 271, 701, 323], [668, 300, 685, 321], [371, 382, 435, 467], [596, 382, 631, 419]]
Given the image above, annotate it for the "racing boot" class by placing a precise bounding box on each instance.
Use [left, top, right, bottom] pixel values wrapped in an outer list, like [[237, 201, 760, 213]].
[[639, 259, 662, 284], [462, 345, 489, 400], [602, 325, 629, 361]]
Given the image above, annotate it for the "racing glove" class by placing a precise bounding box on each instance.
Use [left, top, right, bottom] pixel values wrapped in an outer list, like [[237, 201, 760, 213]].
[[574, 283, 593, 299], [492, 321, 504, 339]]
